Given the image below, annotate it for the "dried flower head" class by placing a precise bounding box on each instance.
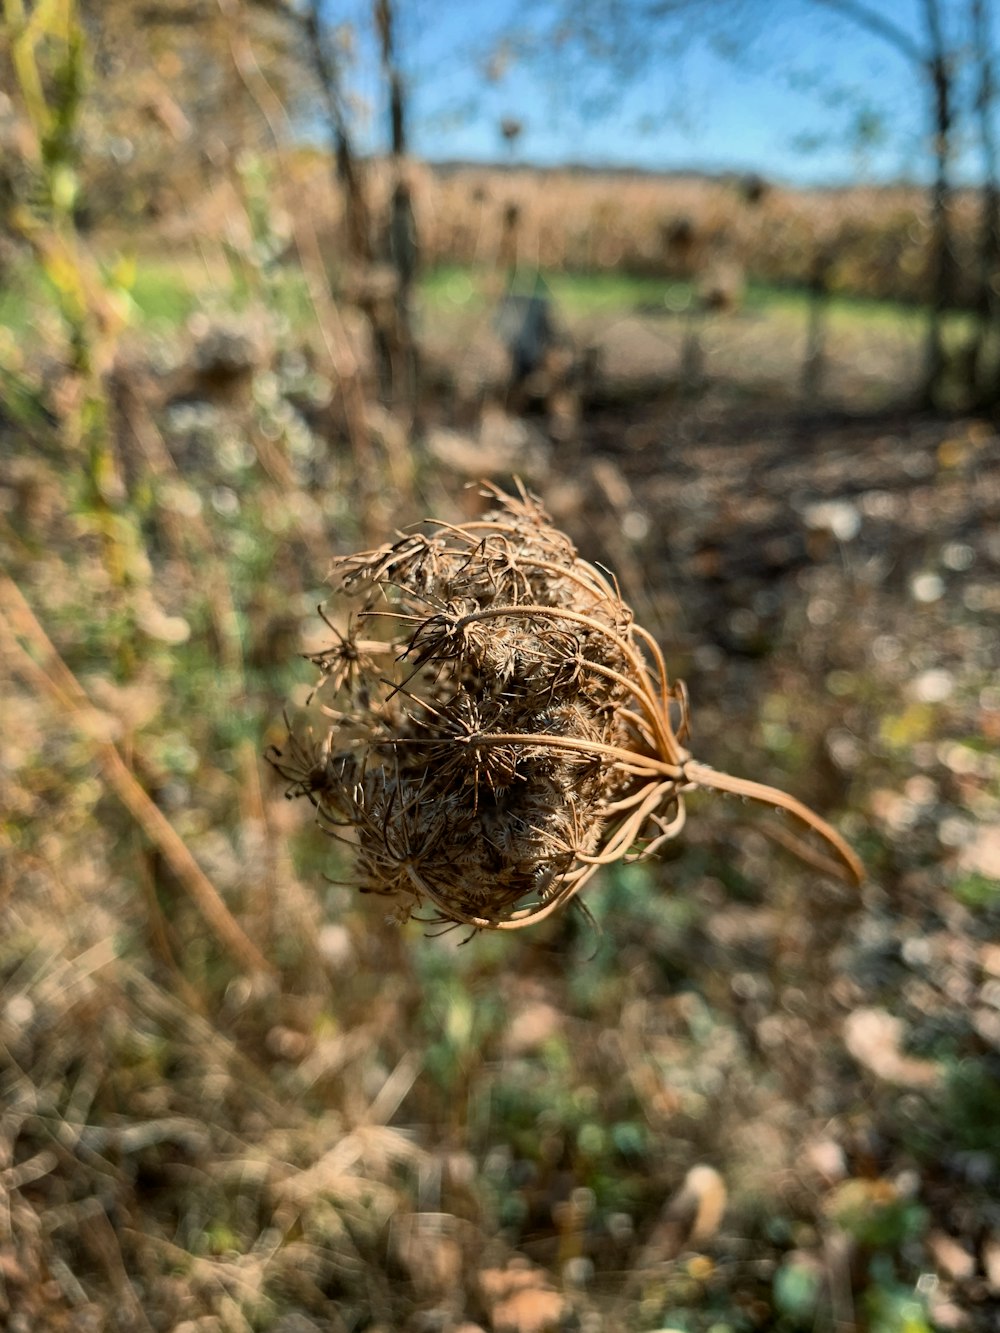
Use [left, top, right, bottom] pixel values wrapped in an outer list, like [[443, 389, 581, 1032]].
[[269, 482, 862, 931]]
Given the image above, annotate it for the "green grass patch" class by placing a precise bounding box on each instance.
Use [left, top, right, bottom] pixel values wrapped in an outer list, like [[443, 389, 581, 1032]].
[[417, 263, 973, 339], [2, 252, 972, 346], [952, 871, 1000, 910], [129, 262, 202, 325], [0, 251, 311, 340], [0, 253, 203, 337]]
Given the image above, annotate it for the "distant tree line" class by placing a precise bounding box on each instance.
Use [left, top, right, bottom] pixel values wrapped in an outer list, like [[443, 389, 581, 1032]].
[[7, 0, 1000, 410]]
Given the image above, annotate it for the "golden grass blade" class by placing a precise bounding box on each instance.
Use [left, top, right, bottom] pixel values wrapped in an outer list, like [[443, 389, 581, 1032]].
[[683, 759, 864, 885], [0, 577, 275, 975]]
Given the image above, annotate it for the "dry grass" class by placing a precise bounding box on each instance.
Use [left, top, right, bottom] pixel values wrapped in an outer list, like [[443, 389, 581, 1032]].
[[4, 349, 999, 1329]]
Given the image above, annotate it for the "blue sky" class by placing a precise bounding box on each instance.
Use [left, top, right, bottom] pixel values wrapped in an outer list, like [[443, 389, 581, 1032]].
[[329, 0, 986, 186]]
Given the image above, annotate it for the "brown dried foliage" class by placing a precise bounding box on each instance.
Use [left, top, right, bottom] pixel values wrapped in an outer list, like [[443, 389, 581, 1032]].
[[269, 483, 862, 930]]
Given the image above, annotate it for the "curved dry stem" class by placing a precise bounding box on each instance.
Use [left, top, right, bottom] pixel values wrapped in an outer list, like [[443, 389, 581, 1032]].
[[631, 621, 673, 715], [572, 656, 665, 728], [496, 861, 606, 929], [459, 604, 677, 759], [625, 798, 688, 861], [754, 817, 860, 884], [470, 732, 683, 779], [404, 864, 492, 930], [585, 779, 681, 865], [683, 759, 863, 885]]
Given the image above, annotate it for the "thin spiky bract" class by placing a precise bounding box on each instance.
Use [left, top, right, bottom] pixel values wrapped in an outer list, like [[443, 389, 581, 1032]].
[[270, 483, 862, 930]]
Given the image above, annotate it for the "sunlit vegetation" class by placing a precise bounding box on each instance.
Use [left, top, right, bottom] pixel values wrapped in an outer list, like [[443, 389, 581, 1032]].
[[2, 2, 1000, 1330]]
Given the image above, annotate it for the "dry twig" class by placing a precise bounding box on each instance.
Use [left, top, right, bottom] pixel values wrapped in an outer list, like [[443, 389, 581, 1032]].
[[0, 575, 273, 975]]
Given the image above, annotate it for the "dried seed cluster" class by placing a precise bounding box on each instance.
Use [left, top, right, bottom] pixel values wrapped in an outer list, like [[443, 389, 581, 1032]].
[[270, 484, 861, 930]]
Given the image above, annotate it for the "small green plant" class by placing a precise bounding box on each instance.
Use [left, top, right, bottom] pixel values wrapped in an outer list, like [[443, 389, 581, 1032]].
[[826, 1179, 927, 1251], [952, 871, 1000, 910], [2, 0, 145, 601]]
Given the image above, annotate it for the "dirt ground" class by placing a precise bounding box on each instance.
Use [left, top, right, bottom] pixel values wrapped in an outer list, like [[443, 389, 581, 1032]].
[[414, 336, 1000, 1328], [417, 290, 932, 417]]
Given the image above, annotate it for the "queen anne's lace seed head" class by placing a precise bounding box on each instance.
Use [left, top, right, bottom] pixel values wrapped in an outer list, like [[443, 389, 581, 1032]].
[[269, 482, 863, 931]]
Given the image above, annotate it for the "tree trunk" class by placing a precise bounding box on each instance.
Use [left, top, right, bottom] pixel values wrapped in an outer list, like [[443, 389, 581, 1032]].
[[921, 0, 953, 407], [303, 0, 372, 265], [969, 0, 1000, 407], [375, 0, 418, 413], [812, 0, 956, 408], [802, 243, 834, 402]]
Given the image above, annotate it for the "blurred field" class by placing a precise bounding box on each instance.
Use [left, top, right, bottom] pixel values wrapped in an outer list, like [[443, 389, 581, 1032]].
[[415, 265, 975, 413], [3, 22, 1000, 1329], [149, 157, 983, 309]]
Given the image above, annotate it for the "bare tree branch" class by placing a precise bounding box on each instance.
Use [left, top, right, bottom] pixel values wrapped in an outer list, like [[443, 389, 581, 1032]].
[[811, 0, 927, 66]]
